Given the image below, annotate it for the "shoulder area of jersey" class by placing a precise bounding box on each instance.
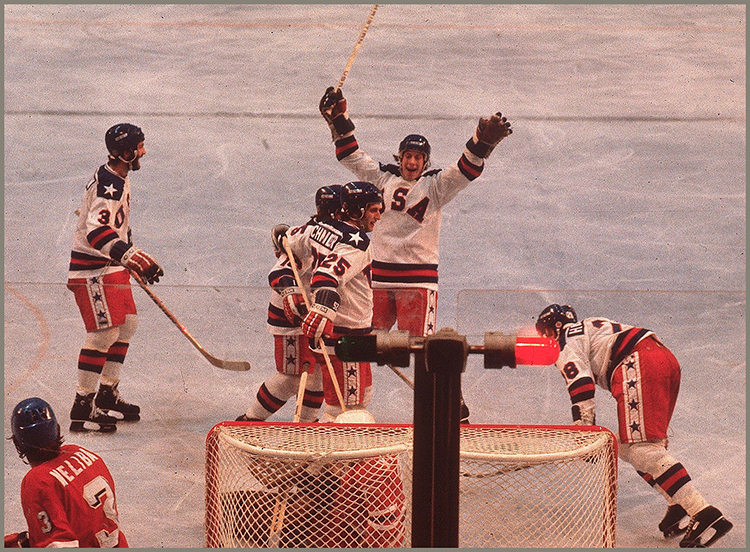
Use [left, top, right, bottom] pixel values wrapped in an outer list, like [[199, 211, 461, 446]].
[[95, 165, 126, 200], [330, 219, 371, 251]]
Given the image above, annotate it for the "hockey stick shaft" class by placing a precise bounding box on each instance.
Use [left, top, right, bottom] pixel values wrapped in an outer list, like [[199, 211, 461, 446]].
[[281, 237, 347, 412], [335, 4, 379, 92], [130, 272, 251, 371], [389, 364, 414, 389]]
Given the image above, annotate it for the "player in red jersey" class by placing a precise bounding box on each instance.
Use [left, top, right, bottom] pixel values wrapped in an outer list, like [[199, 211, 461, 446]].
[[536, 304, 733, 548], [326, 410, 406, 547], [6, 397, 128, 548]]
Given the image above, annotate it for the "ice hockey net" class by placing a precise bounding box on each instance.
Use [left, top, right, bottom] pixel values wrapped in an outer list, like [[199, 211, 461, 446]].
[[205, 422, 617, 547]]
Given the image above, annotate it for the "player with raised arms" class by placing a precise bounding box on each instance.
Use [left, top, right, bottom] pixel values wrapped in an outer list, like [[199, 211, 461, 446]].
[[319, 87, 512, 422]]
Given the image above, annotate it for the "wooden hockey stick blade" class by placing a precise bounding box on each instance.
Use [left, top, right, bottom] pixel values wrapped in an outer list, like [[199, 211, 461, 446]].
[[130, 271, 251, 371]]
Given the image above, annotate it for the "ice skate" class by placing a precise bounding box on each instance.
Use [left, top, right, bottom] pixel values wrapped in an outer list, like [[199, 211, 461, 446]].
[[95, 383, 140, 421], [70, 393, 117, 433], [679, 505, 733, 548], [659, 504, 689, 538]]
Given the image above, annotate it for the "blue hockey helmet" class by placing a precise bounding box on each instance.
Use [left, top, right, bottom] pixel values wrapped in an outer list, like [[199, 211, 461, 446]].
[[105, 123, 145, 161], [315, 184, 343, 220], [536, 304, 578, 340], [340, 181, 383, 220], [398, 134, 431, 162], [11, 397, 60, 457]]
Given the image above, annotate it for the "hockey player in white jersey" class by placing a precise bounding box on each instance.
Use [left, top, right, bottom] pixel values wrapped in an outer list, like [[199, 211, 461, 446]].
[[236, 186, 344, 422], [535, 304, 733, 548], [300, 182, 384, 422], [67, 123, 163, 433], [319, 86, 512, 422]]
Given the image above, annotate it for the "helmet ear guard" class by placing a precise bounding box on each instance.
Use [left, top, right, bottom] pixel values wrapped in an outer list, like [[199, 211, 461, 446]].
[[535, 304, 578, 340]]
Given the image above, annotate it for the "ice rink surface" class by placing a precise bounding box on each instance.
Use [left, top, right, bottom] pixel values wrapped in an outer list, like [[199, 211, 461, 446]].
[[4, 4, 745, 548]]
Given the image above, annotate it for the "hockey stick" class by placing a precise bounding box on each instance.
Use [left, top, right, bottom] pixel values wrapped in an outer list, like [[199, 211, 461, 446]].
[[129, 271, 251, 371], [281, 237, 348, 414], [334, 4, 379, 92]]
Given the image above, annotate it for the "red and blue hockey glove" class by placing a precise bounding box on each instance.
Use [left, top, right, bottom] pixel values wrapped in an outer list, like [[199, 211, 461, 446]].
[[280, 287, 308, 325], [120, 246, 164, 284]]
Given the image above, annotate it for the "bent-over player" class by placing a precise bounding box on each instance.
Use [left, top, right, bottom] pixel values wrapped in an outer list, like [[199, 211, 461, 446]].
[[535, 304, 733, 548], [236, 186, 344, 422], [319, 86, 512, 423], [67, 123, 163, 433], [6, 397, 128, 547], [300, 181, 384, 421]]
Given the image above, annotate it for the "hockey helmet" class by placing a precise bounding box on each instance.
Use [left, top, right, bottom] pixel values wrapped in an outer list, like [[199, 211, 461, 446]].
[[315, 184, 343, 220], [340, 181, 384, 221], [105, 123, 145, 162], [397, 134, 431, 163], [334, 409, 376, 424], [535, 304, 578, 341], [11, 397, 60, 457]]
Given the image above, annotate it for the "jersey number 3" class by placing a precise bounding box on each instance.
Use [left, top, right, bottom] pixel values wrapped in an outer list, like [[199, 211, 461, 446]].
[[82, 475, 121, 547], [391, 188, 429, 223]]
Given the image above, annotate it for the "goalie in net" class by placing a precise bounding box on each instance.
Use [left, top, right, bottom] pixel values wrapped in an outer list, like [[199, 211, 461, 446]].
[[218, 410, 406, 548]]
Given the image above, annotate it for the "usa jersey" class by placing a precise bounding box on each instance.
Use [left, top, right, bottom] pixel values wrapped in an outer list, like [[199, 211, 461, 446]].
[[20, 444, 128, 548], [556, 317, 655, 399], [334, 134, 485, 290], [309, 219, 373, 333], [69, 164, 131, 279], [267, 218, 344, 335]]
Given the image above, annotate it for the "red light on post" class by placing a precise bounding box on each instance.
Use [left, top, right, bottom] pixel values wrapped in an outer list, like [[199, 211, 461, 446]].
[[515, 336, 560, 366]]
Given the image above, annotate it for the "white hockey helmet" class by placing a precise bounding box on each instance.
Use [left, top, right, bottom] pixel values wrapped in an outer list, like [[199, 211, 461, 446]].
[[334, 409, 375, 424]]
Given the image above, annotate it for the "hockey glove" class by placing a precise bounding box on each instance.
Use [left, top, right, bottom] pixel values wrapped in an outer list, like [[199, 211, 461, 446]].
[[271, 223, 290, 258], [4, 531, 30, 548], [120, 246, 164, 284], [571, 398, 596, 425], [466, 112, 513, 158], [280, 287, 308, 325], [319, 86, 355, 140], [301, 305, 335, 342]]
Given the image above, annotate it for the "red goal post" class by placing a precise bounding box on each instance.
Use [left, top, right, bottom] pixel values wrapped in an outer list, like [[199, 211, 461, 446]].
[[205, 422, 617, 548]]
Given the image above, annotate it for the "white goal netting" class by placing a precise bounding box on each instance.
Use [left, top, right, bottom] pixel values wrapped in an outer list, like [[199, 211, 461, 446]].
[[205, 423, 617, 548]]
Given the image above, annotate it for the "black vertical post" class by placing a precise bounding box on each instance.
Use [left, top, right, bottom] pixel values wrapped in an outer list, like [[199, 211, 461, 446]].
[[411, 329, 467, 548]]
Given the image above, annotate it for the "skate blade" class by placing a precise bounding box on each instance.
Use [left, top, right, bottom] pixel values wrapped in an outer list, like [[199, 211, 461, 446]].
[[681, 517, 733, 548], [100, 409, 140, 422], [69, 420, 117, 433]]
